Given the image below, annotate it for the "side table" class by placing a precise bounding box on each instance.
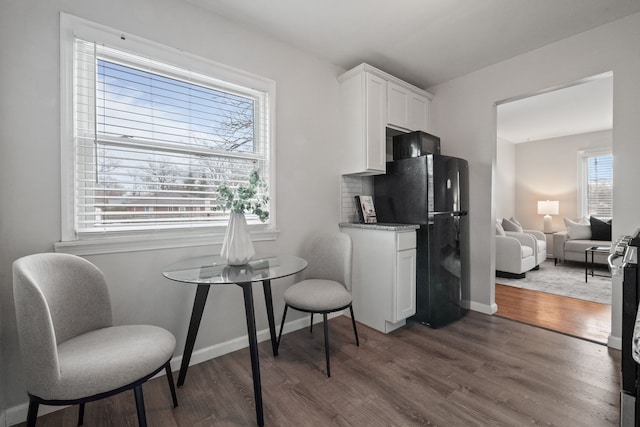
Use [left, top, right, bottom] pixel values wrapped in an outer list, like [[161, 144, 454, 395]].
[[584, 246, 611, 282]]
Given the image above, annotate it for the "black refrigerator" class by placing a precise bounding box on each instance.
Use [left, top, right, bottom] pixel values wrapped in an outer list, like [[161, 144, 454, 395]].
[[374, 153, 470, 328]]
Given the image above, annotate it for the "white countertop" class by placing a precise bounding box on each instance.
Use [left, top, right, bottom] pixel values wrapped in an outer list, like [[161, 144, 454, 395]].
[[339, 222, 420, 231]]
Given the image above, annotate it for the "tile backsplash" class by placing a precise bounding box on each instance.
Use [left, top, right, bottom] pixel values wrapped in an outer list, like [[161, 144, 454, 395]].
[[341, 175, 374, 223]]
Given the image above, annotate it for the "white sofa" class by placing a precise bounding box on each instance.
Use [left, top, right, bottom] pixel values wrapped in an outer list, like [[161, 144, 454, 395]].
[[553, 231, 611, 265], [553, 217, 612, 265]]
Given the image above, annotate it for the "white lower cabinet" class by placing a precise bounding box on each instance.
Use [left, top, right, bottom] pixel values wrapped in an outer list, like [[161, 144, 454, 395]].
[[341, 225, 417, 333]]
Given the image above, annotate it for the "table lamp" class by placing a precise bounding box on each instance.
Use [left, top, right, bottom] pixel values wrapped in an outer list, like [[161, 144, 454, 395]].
[[537, 200, 559, 233]]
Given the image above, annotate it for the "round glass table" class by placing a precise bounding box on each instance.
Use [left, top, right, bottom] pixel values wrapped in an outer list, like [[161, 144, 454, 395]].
[[162, 255, 306, 427]]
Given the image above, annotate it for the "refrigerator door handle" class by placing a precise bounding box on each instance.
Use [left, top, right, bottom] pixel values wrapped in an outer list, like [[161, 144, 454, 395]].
[[429, 211, 468, 218]]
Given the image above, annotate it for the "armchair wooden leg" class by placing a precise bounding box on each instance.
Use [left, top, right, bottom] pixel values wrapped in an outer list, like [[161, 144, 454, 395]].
[[165, 362, 178, 408], [133, 385, 147, 427], [323, 313, 331, 377], [26, 399, 39, 427], [310, 313, 314, 332]]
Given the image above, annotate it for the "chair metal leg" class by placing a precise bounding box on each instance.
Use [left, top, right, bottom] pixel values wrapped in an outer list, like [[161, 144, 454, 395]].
[[165, 362, 178, 408], [310, 313, 314, 332], [133, 385, 148, 427], [78, 402, 85, 426], [349, 305, 360, 346], [277, 305, 288, 352], [323, 313, 331, 377], [26, 399, 39, 427]]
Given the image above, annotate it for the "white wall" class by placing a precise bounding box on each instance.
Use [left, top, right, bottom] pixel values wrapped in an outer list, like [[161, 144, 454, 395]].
[[495, 137, 516, 220], [429, 12, 640, 344], [0, 0, 345, 419], [513, 130, 612, 231]]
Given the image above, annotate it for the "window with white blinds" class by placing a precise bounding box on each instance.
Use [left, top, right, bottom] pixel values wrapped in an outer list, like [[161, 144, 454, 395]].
[[69, 37, 273, 237], [579, 149, 613, 218]]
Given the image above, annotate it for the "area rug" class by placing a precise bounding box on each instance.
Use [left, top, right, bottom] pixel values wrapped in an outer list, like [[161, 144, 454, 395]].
[[496, 259, 611, 304]]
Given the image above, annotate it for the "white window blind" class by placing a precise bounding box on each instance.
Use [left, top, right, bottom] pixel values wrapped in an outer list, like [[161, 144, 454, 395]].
[[580, 151, 613, 218], [72, 38, 271, 235]]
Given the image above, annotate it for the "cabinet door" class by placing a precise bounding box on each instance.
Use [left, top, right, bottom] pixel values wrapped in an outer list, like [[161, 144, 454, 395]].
[[408, 94, 429, 132], [365, 73, 387, 172], [394, 248, 417, 322], [387, 81, 430, 132], [387, 81, 410, 130]]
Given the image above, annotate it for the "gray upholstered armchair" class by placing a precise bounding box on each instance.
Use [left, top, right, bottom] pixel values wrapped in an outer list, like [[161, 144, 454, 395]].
[[496, 233, 537, 278], [12, 253, 178, 426], [500, 217, 546, 266], [496, 221, 537, 278], [505, 229, 547, 266]]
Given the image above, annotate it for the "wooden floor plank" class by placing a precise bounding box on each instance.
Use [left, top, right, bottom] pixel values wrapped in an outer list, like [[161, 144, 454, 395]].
[[19, 313, 620, 426], [495, 283, 611, 344]]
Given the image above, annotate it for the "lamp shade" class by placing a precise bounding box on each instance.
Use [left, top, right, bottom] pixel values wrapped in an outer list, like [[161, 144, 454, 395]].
[[537, 200, 559, 216]]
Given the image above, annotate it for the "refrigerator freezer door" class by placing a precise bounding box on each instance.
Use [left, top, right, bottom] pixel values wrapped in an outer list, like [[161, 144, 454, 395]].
[[374, 155, 429, 224], [374, 154, 469, 224], [430, 155, 469, 214]]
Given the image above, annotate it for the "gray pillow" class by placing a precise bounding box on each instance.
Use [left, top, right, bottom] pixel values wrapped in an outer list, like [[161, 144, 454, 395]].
[[502, 217, 523, 232], [496, 220, 506, 236]]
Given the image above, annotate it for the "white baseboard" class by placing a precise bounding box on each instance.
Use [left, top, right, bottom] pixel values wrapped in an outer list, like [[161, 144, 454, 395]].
[[470, 300, 498, 315], [608, 334, 622, 350], [167, 310, 343, 372], [6, 311, 342, 426]]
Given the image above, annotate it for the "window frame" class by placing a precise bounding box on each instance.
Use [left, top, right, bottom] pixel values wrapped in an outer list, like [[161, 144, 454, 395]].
[[57, 13, 277, 255], [577, 147, 613, 219]]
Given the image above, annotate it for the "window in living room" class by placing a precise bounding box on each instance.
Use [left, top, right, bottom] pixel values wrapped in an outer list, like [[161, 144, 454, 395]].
[[60, 14, 275, 245], [578, 148, 613, 218]]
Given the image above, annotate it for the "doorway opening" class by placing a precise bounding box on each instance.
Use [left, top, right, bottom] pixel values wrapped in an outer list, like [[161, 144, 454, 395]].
[[494, 72, 613, 344]]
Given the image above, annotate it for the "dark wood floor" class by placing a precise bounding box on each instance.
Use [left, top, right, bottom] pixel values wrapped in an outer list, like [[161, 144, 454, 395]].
[[21, 312, 620, 426], [495, 283, 612, 344]]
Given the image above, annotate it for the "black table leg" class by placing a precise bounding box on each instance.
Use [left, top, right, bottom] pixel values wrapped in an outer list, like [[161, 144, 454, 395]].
[[585, 250, 588, 282], [238, 282, 264, 427], [262, 279, 278, 356], [177, 284, 210, 387]]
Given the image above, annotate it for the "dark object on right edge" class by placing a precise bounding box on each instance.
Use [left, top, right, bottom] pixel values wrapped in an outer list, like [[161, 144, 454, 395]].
[[620, 230, 640, 424], [374, 152, 470, 328]]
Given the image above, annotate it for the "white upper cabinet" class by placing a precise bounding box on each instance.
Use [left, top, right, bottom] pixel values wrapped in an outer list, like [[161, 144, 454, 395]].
[[339, 64, 433, 175], [339, 68, 387, 175], [387, 81, 430, 133]]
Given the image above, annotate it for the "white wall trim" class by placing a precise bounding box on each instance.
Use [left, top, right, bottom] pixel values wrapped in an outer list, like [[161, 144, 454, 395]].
[[54, 229, 279, 256], [470, 301, 498, 315], [608, 334, 622, 350], [5, 311, 344, 426]]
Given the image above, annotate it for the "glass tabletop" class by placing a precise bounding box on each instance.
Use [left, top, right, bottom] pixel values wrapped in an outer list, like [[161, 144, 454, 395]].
[[162, 255, 307, 285], [586, 246, 611, 253]]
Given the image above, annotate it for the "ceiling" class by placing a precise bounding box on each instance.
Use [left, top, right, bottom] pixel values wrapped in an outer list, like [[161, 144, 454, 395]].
[[184, 0, 636, 140], [497, 73, 613, 143]]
